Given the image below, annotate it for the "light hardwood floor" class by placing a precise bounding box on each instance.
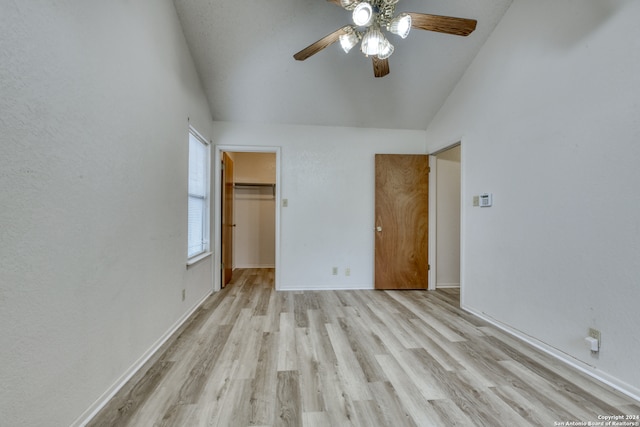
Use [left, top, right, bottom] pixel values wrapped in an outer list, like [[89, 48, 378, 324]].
[[89, 268, 639, 426]]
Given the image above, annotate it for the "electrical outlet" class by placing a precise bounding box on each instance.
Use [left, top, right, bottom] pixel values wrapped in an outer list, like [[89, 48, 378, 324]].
[[589, 328, 601, 348], [282, 198, 288, 207], [345, 267, 351, 276], [182, 289, 186, 301], [332, 267, 338, 276]]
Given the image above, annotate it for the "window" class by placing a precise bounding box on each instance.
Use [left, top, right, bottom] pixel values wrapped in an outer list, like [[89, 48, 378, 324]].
[[187, 128, 210, 261]]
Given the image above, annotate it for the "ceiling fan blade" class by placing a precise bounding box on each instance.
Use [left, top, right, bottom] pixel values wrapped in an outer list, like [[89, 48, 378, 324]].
[[372, 57, 390, 78], [294, 27, 349, 61], [326, 0, 342, 5], [407, 13, 477, 36]]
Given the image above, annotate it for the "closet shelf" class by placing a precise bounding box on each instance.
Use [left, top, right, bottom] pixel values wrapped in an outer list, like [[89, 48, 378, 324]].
[[234, 182, 276, 196], [234, 182, 275, 187]]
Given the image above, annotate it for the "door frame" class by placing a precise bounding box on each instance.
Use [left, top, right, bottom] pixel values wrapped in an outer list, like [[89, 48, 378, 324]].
[[428, 140, 463, 293], [221, 152, 234, 287], [213, 145, 281, 291]]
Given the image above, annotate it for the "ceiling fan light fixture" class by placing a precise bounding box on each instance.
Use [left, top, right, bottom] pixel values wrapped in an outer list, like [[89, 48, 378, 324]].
[[388, 13, 412, 39], [352, 2, 374, 27], [293, 1, 479, 77], [361, 27, 384, 56], [377, 38, 394, 59], [339, 28, 360, 53], [340, 0, 360, 11]]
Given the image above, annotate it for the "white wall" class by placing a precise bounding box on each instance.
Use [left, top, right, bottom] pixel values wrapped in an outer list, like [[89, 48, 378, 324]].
[[213, 122, 427, 290], [232, 152, 276, 268], [436, 146, 461, 288], [426, 0, 640, 397], [0, 1, 213, 425]]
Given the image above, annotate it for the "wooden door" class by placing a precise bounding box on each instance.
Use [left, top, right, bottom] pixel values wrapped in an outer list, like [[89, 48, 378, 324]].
[[375, 154, 429, 289], [221, 152, 234, 287]]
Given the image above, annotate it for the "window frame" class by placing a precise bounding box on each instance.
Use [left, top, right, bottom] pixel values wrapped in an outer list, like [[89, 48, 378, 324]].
[[186, 126, 211, 265]]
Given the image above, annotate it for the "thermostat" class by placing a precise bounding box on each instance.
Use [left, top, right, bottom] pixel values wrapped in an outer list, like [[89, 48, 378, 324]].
[[479, 193, 493, 207]]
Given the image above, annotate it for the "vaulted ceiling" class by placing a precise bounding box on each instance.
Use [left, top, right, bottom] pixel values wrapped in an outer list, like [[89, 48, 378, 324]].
[[173, 0, 512, 130]]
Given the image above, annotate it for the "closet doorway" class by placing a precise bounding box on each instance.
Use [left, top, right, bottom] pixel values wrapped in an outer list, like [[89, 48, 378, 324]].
[[432, 144, 461, 290], [215, 146, 280, 291]]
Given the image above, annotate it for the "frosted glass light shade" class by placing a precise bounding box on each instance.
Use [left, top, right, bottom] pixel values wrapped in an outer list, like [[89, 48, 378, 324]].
[[361, 28, 383, 56], [340, 0, 359, 10], [388, 13, 412, 39], [339, 30, 360, 53], [377, 38, 394, 59], [353, 2, 374, 27]]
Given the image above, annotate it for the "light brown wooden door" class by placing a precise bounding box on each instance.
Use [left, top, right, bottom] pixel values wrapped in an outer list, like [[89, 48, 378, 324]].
[[221, 152, 234, 287], [375, 154, 429, 289]]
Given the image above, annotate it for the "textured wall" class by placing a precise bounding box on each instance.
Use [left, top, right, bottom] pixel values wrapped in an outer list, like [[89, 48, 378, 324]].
[[426, 0, 640, 397], [0, 1, 213, 425]]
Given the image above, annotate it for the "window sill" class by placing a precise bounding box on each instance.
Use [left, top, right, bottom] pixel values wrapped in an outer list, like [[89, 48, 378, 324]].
[[187, 251, 212, 267]]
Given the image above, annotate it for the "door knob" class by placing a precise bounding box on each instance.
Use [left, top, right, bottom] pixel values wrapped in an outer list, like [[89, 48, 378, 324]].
[[376, 226, 382, 232]]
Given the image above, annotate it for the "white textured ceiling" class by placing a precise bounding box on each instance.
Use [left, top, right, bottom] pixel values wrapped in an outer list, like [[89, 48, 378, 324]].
[[173, 0, 512, 130]]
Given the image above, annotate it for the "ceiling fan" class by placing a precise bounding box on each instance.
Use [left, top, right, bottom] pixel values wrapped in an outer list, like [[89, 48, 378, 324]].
[[294, 0, 477, 78]]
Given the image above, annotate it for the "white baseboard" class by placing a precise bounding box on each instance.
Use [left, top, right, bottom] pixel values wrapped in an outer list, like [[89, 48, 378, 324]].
[[71, 291, 212, 427], [233, 264, 275, 269], [281, 283, 374, 291], [463, 305, 640, 403], [436, 282, 460, 288]]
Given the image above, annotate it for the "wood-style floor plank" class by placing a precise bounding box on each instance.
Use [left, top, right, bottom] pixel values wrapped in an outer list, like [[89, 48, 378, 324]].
[[275, 370, 302, 427], [374, 353, 442, 426], [367, 381, 417, 427], [295, 327, 324, 413], [89, 268, 639, 427], [248, 331, 278, 426], [277, 312, 297, 372]]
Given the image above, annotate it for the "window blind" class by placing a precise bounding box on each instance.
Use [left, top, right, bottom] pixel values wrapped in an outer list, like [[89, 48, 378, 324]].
[[187, 131, 209, 258]]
